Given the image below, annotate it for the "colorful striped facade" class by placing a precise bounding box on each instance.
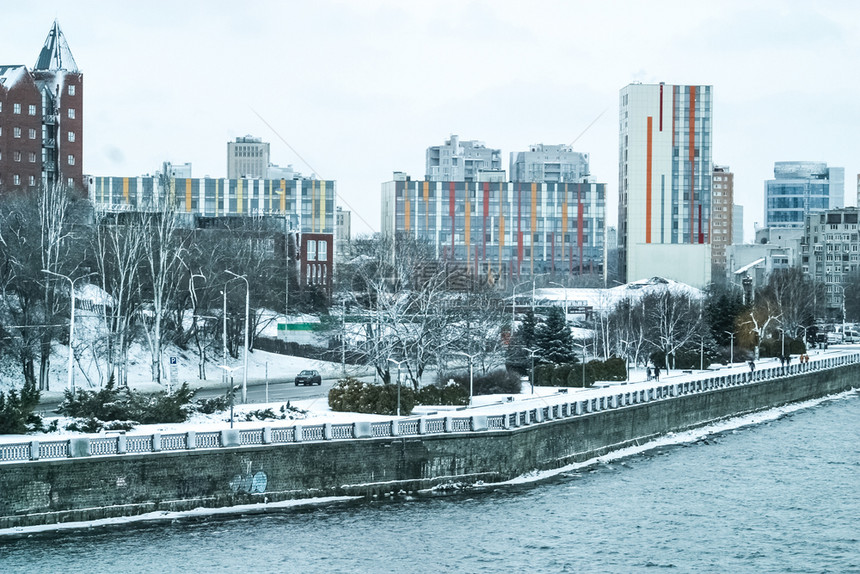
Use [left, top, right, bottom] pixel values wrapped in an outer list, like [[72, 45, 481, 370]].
[[618, 83, 712, 288], [382, 177, 606, 283], [87, 176, 335, 234]]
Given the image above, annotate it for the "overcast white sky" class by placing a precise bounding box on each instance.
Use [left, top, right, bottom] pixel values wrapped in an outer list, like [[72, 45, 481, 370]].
[[4, 1, 859, 239]]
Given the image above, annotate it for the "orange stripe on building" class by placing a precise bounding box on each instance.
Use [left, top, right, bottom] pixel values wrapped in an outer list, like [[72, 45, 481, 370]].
[[123, 177, 129, 203], [311, 180, 316, 231], [215, 180, 219, 216], [185, 179, 192, 212], [646, 116, 653, 243], [404, 182, 411, 232]]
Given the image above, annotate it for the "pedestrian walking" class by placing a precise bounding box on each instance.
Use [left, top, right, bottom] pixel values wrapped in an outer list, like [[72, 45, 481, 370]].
[[654, 366, 661, 381], [646, 366, 652, 381], [749, 360, 755, 372]]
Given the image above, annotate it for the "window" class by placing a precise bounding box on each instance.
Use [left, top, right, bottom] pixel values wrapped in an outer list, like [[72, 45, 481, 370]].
[[67, 108, 75, 119], [13, 175, 20, 185], [13, 103, 21, 114], [29, 128, 36, 139], [28, 104, 36, 115], [67, 131, 75, 142], [13, 127, 21, 138], [67, 178, 74, 187], [67, 154, 75, 166], [28, 152, 36, 163], [29, 175, 35, 186], [13, 151, 21, 162], [68, 85, 75, 96]]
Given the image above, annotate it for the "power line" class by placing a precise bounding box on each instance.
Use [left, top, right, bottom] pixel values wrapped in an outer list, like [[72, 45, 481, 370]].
[[250, 107, 378, 233], [570, 108, 608, 147]]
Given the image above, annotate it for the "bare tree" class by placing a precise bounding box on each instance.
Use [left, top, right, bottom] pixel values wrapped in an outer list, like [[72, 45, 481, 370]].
[[137, 180, 191, 385], [643, 290, 703, 371], [91, 212, 146, 387]]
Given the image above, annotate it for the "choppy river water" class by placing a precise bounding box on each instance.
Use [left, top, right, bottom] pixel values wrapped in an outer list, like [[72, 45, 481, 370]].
[[2, 391, 859, 573]]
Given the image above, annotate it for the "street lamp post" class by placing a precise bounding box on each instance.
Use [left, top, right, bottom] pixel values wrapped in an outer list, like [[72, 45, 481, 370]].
[[522, 347, 538, 394], [226, 270, 250, 404], [455, 351, 480, 407], [216, 365, 242, 428], [388, 358, 407, 416], [724, 331, 735, 366], [43, 270, 93, 393], [777, 327, 785, 358], [548, 281, 570, 321], [575, 341, 587, 387]]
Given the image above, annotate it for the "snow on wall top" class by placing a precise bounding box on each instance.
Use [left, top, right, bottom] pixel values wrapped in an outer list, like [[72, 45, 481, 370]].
[[532, 277, 704, 314]]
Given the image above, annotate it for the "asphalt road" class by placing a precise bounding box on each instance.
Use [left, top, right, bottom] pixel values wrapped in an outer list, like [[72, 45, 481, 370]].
[[35, 373, 378, 414]]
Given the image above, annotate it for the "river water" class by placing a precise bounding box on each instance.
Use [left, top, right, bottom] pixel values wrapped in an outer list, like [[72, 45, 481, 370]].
[[3, 391, 859, 573]]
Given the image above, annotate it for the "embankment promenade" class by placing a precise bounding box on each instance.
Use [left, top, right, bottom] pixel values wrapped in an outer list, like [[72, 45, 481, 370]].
[[1, 352, 858, 530]]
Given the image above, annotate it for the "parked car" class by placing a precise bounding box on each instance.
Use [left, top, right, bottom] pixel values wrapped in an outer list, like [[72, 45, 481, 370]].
[[295, 369, 322, 386], [827, 332, 843, 344], [843, 330, 860, 343]]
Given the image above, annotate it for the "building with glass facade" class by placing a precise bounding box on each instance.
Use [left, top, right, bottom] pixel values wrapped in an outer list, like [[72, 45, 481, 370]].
[[87, 175, 335, 234], [618, 82, 713, 288], [765, 161, 844, 229], [381, 174, 605, 285]]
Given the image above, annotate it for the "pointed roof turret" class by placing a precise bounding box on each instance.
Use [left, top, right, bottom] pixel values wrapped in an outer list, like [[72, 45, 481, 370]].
[[34, 19, 78, 72]]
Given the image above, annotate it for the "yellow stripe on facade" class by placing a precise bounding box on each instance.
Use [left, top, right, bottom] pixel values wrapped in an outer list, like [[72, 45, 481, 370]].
[[405, 182, 411, 232], [185, 179, 192, 212], [311, 180, 316, 231], [215, 180, 219, 216], [319, 181, 326, 233], [123, 177, 129, 203], [280, 180, 286, 212], [237, 179, 243, 214]]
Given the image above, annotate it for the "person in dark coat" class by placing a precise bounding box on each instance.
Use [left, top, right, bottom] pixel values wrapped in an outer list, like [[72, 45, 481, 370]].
[[749, 360, 755, 372], [654, 366, 661, 381]]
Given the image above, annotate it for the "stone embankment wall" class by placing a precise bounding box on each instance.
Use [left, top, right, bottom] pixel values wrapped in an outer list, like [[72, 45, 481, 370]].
[[1, 362, 857, 530]]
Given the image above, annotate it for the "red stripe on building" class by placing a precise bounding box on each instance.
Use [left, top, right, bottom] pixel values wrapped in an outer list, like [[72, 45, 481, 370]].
[[577, 186, 584, 275], [659, 83, 663, 131]]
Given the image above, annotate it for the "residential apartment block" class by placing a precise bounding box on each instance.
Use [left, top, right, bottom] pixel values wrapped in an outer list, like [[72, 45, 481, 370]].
[[88, 175, 335, 235], [801, 207, 859, 317], [381, 174, 605, 285], [425, 135, 502, 182], [0, 20, 83, 192], [227, 135, 270, 179], [765, 161, 844, 228], [509, 143, 589, 183], [618, 82, 712, 288], [711, 165, 734, 274]]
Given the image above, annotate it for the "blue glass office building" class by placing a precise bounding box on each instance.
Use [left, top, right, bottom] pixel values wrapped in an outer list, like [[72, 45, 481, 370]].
[[765, 162, 844, 228]]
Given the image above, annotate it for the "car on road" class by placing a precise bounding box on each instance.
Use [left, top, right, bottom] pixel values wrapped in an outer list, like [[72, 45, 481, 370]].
[[295, 369, 322, 386]]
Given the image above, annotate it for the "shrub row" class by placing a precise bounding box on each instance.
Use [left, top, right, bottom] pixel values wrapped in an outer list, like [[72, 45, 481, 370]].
[[532, 357, 627, 387]]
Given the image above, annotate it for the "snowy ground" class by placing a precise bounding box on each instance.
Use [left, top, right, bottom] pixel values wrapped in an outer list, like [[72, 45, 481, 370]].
[[2, 345, 852, 446]]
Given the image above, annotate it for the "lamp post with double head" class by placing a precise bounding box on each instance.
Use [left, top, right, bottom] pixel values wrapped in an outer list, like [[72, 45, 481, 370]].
[[43, 270, 94, 393], [388, 358, 407, 416], [455, 351, 480, 407], [225, 270, 250, 404], [724, 330, 735, 366]]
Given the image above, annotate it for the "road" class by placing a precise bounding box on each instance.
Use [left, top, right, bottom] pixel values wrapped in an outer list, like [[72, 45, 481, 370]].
[[35, 373, 379, 414]]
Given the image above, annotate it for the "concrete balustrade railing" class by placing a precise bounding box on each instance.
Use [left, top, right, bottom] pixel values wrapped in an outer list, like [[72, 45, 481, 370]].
[[1, 352, 858, 465]]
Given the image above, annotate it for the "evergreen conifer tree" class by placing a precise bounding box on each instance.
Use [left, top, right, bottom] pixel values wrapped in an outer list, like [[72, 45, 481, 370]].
[[536, 306, 576, 364]]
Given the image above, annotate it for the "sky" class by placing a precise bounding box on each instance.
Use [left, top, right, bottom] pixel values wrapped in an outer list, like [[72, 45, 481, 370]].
[[4, 1, 859, 240]]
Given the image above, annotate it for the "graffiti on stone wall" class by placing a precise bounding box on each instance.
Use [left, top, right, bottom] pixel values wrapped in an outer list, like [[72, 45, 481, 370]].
[[229, 459, 267, 494]]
